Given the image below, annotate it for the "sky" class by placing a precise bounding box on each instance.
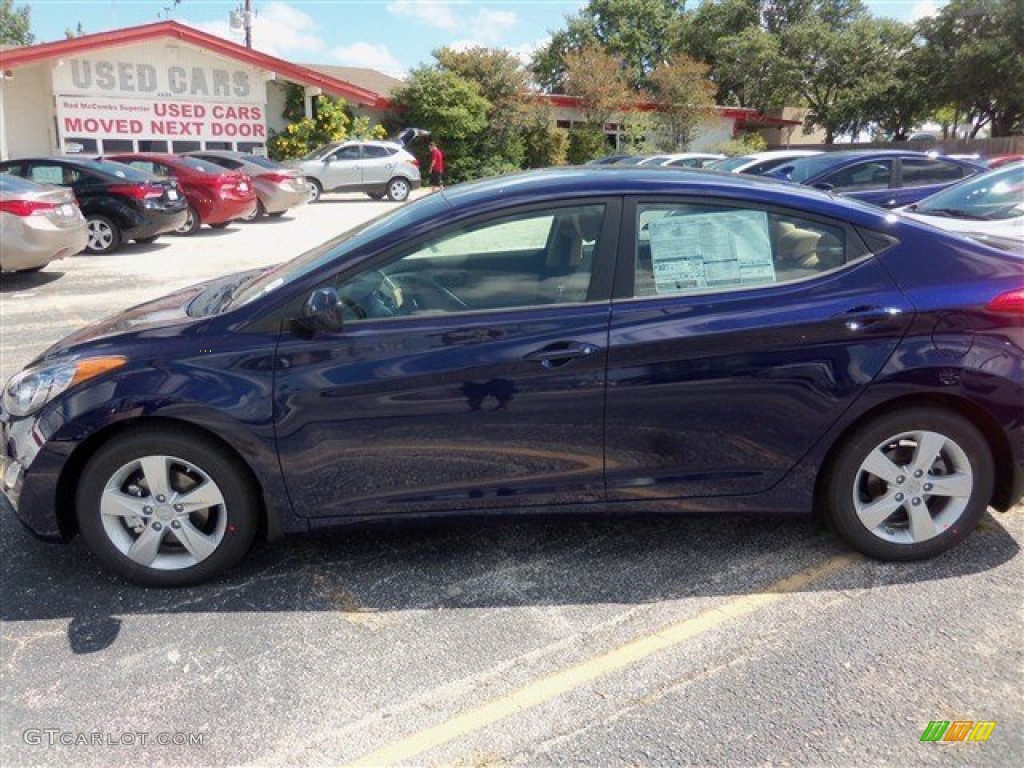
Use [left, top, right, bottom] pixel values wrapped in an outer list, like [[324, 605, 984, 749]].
[[26, 1, 946, 78]]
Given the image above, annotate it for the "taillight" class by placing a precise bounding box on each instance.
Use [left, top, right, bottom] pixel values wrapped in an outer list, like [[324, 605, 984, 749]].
[[410, 158, 420, 167], [0, 199, 57, 216], [108, 183, 164, 200], [987, 289, 1024, 314], [259, 172, 292, 184]]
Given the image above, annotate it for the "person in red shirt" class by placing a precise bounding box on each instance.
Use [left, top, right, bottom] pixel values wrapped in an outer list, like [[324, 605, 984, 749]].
[[428, 141, 445, 192]]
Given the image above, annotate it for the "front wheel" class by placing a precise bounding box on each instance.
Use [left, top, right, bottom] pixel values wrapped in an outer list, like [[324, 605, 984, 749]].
[[175, 205, 201, 236], [385, 177, 411, 202], [76, 428, 259, 586], [823, 407, 994, 561]]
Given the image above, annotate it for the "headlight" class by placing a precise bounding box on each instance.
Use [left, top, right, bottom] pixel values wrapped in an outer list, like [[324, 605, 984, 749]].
[[3, 357, 127, 417]]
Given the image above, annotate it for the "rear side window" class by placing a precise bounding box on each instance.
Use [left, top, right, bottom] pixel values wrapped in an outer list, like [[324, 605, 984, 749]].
[[900, 158, 969, 186], [198, 155, 244, 170], [635, 204, 847, 298], [26, 164, 79, 185], [362, 145, 394, 159]]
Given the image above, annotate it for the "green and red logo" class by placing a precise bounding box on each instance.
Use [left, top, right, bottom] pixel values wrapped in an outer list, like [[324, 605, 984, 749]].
[[920, 720, 996, 742]]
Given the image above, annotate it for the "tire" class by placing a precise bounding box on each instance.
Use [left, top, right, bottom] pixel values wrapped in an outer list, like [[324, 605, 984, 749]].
[[823, 407, 994, 561], [385, 177, 411, 202], [307, 178, 323, 203], [210, 222, 231, 229], [76, 428, 259, 587], [135, 236, 159, 244], [85, 215, 121, 254], [367, 192, 385, 200], [240, 200, 265, 222], [175, 205, 201, 236], [268, 211, 286, 218]]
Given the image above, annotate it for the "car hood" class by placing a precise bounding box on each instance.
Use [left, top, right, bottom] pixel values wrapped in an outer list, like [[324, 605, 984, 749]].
[[35, 270, 261, 363]]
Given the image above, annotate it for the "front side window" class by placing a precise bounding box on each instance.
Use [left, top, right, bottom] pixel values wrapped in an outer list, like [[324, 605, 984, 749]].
[[819, 161, 892, 192], [634, 204, 846, 298], [334, 205, 606, 321], [330, 146, 362, 162]]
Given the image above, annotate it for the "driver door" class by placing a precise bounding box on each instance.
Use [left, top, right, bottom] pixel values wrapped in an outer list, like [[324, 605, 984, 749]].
[[273, 201, 619, 519], [322, 145, 363, 191]]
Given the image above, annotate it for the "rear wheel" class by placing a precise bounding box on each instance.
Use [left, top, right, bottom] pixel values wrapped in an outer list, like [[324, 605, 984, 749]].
[[240, 200, 265, 222], [210, 222, 231, 229], [385, 177, 411, 202], [175, 205, 201, 236], [76, 428, 259, 586], [85, 215, 121, 254], [823, 408, 993, 561], [267, 210, 286, 218], [307, 179, 323, 203], [135, 236, 159, 244]]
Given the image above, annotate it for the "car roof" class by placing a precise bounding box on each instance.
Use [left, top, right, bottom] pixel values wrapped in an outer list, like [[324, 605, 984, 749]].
[[437, 166, 889, 227]]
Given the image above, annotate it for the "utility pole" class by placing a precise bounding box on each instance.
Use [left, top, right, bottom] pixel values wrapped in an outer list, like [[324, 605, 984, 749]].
[[229, 1, 254, 49], [244, 0, 252, 49]]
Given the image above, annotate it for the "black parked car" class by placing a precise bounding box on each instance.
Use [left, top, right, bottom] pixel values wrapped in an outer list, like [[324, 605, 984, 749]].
[[0, 157, 188, 254]]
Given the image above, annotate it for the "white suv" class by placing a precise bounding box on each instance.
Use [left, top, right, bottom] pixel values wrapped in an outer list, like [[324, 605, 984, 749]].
[[290, 141, 421, 202]]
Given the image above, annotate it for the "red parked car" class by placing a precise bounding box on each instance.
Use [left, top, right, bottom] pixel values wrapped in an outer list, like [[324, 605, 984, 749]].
[[105, 153, 258, 235]]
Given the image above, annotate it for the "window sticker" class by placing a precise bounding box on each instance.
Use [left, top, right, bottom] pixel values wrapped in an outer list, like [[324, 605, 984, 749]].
[[648, 210, 775, 293]]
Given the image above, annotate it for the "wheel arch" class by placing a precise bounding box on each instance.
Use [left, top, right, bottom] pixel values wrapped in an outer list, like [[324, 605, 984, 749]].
[[813, 392, 1017, 521], [55, 416, 282, 543]]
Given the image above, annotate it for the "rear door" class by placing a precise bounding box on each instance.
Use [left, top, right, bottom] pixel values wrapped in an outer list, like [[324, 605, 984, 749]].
[[360, 145, 399, 186], [604, 197, 913, 502]]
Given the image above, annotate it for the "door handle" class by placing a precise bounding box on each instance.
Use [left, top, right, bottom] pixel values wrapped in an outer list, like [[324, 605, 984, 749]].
[[524, 342, 600, 368], [836, 305, 903, 331]]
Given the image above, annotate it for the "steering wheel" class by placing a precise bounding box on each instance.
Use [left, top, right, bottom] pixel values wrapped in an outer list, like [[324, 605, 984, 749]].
[[393, 272, 470, 313], [339, 270, 403, 319]]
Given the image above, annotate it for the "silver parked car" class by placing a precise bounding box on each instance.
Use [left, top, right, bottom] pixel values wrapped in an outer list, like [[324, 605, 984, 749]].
[[185, 151, 309, 220], [0, 174, 88, 273], [289, 140, 422, 202]]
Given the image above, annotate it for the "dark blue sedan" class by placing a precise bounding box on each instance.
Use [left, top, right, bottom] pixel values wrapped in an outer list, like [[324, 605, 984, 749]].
[[766, 150, 985, 208], [2, 168, 1022, 585]]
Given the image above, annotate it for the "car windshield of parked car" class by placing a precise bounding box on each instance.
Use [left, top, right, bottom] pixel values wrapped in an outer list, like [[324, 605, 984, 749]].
[[221, 192, 452, 311], [706, 156, 752, 172], [300, 144, 340, 161], [79, 159, 156, 181], [179, 157, 232, 175], [241, 155, 286, 169], [915, 165, 1024, 221]]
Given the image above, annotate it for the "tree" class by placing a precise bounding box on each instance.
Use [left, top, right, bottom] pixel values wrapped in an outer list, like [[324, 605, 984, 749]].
[[435, 47, 529, 175], [916, 0, 1024, 137], [390, 67, 491, 183], [680, 0, 761, 105], [531, 0, 686, 91], [563, 44, 632, 127], [857, 22, 933, 141], [648, 54, 718, 150], [714, 26, 795, 111], [267, 85, 385, 160], [0, 0, 33, 46]]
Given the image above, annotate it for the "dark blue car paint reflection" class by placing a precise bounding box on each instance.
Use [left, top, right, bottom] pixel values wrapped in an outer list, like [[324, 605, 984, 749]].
[[2, 168, 1021, 585]]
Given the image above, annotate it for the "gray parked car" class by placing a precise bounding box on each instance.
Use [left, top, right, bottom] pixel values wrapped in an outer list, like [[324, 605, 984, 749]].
[[185, 150, 309, 220], [289, 140, 422, 202]]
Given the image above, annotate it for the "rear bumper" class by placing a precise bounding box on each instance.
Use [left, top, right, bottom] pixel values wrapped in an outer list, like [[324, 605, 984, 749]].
[[256, 184, 309, 214], [124, 208, 188, 240], [0, 216, 88, 272], [202, 196, 259, 224]]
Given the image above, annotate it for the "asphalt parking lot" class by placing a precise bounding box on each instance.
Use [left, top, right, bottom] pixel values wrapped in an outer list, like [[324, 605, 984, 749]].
[[1, 192, 1022, 767]]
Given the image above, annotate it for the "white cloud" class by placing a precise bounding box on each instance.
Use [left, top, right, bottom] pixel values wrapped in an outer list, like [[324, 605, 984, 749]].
[[438, 7, 520, 49], [387, 0, 459, 30], [329, 42, 408, 78], [190, 2, 326, 59], [908, 1, 940, 21]]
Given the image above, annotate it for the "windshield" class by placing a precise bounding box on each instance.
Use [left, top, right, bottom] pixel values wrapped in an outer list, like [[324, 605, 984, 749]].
[[707, 156, 753, 172], [179, 157, 232, 175], [243, 155, 287, 169], [916, 164, 1024, 221], [300, 144, 341, 161], [225, 192, 452, 310]]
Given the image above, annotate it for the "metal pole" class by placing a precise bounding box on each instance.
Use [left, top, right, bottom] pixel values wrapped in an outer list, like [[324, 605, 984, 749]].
[[245, 0, 252, 49]]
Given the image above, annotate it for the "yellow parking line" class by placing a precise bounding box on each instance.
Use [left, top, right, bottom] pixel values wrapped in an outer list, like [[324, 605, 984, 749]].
[[344, 552, 861, 767]]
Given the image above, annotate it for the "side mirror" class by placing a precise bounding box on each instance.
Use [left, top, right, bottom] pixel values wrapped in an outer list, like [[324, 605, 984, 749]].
[[301, 287, 343, 333]]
